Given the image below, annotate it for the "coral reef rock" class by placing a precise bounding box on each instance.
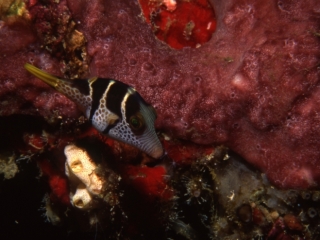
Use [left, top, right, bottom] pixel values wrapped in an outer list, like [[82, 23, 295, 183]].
[[166, 149, 320, 239], [0, 0, 320, 189]]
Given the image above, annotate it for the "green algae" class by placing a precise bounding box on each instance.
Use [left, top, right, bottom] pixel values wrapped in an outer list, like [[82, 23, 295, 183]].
[[0, 0, 28, 21]]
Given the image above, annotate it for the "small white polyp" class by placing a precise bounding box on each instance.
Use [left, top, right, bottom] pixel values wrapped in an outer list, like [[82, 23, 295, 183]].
[[72, 184, 92, 209]]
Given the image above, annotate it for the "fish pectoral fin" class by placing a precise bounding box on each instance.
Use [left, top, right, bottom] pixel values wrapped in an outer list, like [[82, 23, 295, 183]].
[[106, 112, 120, 126], [24, 63, 60, 88]]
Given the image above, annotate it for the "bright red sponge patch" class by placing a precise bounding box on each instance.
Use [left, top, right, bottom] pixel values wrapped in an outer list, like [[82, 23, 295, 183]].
[[138, 0, 216, 49]]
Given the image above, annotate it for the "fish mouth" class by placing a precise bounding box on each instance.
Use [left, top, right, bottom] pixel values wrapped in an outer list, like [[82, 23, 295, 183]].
[[148, 145, 165, 159], [137, 130, 164, 159]]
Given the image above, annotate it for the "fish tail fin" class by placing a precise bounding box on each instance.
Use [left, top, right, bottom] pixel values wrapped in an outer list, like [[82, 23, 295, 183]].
[[24, 63, 60, 88]]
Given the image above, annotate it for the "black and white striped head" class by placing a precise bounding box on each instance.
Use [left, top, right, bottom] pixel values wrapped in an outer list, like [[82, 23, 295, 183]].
[[88, 79, 164, 159]]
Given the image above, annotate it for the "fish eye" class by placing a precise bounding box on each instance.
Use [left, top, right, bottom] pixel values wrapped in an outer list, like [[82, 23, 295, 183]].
[[130, 117, 141, 128], [129, 114, 145, 133]]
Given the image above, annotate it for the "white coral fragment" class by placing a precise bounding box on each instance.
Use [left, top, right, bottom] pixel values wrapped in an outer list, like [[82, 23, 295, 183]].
[[64, 144, 104, 195], [64, 144, 108, 210], [72, 183, 93, 209]]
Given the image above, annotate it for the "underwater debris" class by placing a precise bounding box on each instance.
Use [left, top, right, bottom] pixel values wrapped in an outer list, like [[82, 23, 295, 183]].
[[0, 153, 19, 179], [41, 194, 61, 225]]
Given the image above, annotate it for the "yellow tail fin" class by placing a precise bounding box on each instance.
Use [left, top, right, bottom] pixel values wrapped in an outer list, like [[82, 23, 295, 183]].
[[24, 63, 60, 88]]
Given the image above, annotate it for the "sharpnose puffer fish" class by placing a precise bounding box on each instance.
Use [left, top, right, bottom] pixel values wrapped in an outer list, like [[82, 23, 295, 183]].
[[24, 63, 164, 159]]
